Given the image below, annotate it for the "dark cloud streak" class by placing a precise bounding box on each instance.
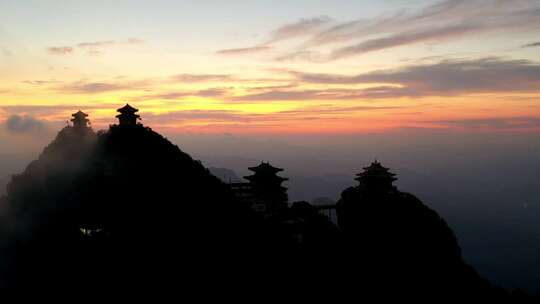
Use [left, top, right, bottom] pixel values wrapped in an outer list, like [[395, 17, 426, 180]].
[[137, 88, 229, 100], [522, 41, 540, 48], [267, 16, 332, 43], [224, 0, 540, 62], [330, 23, 476, 59], [59, 82, 131, 94], [57, 79, 152, 94], [294, 57, 540, 97], [216, 46, 272, 55]]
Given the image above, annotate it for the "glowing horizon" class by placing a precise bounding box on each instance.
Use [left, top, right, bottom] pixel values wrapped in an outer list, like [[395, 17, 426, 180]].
[[1, 0, 540, 135]]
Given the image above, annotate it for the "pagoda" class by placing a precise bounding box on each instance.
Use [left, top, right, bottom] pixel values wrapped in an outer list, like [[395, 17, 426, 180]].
[[116, 104, 140, 126], [355, 160, 397, 192], [243, 162, 288, 214], [71, 110, 90, 129]]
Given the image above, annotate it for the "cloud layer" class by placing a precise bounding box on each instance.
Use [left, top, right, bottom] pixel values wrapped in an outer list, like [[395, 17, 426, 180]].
[[267, 16, 332, 44], [47, 46, 73, 55], [172, 74, 233, 82], [523, 41, 540, 48], [216, 46, 272, 55], [291, 57, 540, 98], [218, 0, 540, 62], [432, 117, 540, 130], [47, 38, 144, 56]]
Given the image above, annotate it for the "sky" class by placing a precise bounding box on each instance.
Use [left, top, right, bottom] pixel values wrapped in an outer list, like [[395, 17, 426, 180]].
[[1, 0, 540, 291], [1, 0, 540, 135]]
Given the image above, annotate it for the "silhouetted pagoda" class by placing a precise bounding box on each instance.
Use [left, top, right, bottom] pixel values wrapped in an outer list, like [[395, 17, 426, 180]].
[[243, 162, 288, 214], [60, 110, 94, 139], [355, 161, 397, 192], [71, 110, 90, 129], [116, 104, 140, 126]]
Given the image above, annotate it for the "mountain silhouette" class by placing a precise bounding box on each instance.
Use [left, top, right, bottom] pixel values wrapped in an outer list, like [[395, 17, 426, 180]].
[[0, 107, 536, 300], [0, 109, 267, 288], [334, 161, 520, 299]]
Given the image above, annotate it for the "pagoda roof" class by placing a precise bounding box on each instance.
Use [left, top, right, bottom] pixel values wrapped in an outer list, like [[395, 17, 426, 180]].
[[361, 160, 391, 172], [71, 110, 88, 118], [70, 110, 90, 126], [355, 160, 397, 182], [248, 161, 284, 173], [116, 112, 141, 118], [117, 103, 139, 114]]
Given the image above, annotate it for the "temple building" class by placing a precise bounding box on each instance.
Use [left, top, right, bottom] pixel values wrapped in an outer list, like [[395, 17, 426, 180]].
[[242, 162, 289, 215], [71, 110, 90, 130], [355, 160, 397, 193], [116, 104, 141, 126], [335, 161, 398, 230]]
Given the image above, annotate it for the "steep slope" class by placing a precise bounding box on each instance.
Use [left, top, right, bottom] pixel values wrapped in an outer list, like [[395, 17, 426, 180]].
[[0, 123, 260, 288], [336, 162, 494, 298]]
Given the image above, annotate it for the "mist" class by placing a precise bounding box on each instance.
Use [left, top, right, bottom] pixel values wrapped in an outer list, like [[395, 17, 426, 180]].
[[0, 127, 539, 292], [176, 129, 540, 292]]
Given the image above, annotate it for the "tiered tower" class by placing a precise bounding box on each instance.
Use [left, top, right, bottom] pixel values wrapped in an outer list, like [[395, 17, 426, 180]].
[[355, 161, 397, 193], [244, 162, 288, 214], [71, 110, 90, 130], [116, 104, 140, 126]]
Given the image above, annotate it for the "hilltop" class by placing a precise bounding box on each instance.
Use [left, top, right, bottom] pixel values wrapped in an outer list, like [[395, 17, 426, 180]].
[[0, 106, 534, 300]]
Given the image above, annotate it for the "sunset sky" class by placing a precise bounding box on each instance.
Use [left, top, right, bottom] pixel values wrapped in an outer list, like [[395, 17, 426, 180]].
[[1, 0, 540, 135], [1, 2, 540, 290]]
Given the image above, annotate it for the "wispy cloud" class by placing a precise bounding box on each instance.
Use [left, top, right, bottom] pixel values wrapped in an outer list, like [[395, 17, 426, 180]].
[[244, 83, 298, 92], [522, 41, 540, 48], [293, 57, 540, 97], [21, 80, 59, 85], [231, 88, 391, 101], [275, 51, 322, 62], [304, 0, 471, 47], [220, 0, 540, 62], [77, 38, 143, 51], [216, 46, 272, 55], [215, 16, 331, 56], [77, 40, 116, 48], [1, 104, 107, 115], [329, 23, 476, 59], [135, 88, 230, 101], [61, 82, 129, 93], [58, 79, 150, 94], [38, 55, 540, 101], [171, 74, 233, 82], [231, 57, 540, 101], [267, 16, 332, 43], [197, 88, 229, 97], [47, 46, 74, 55], [47, 38, 144, 56]]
